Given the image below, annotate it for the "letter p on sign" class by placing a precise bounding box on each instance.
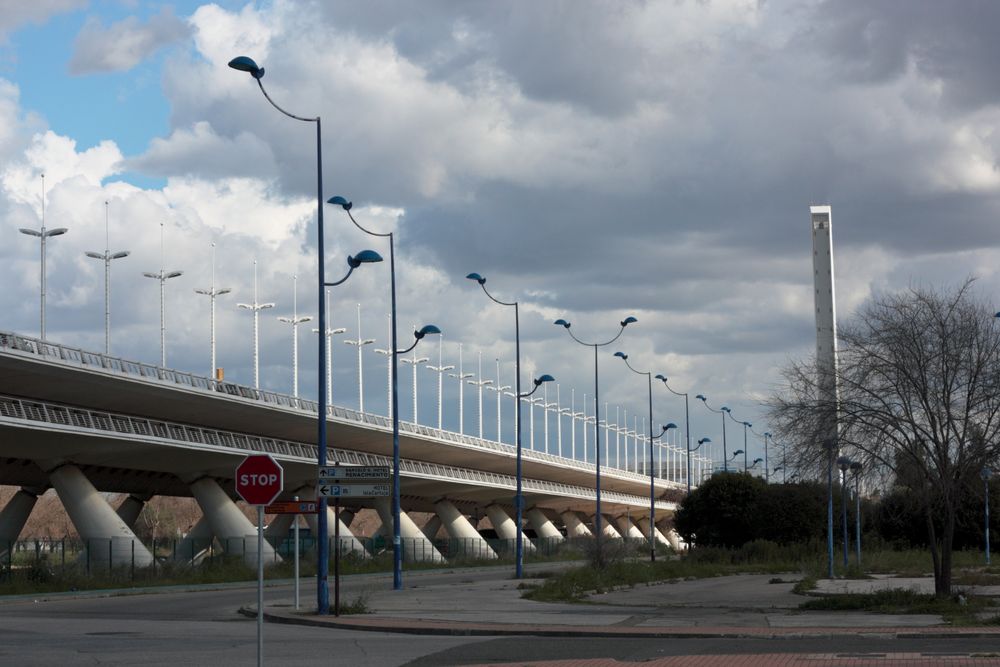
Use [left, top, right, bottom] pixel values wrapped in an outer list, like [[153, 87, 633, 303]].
[[235, 454, 284, 506]]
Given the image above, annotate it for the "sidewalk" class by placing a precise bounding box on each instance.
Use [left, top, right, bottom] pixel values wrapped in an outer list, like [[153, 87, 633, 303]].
[[252, 572, 1000, 639]]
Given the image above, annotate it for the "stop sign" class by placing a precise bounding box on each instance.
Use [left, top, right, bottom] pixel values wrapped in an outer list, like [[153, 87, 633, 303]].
[[235, 454, 284, 506]]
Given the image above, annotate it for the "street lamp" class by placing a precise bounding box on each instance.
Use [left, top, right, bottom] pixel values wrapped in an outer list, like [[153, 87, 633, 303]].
[[729, 449, 744, 464], [448, 343, 474, 434], [85, 201, 130, 355], [696, 395, 730, 472], [312, 290, 347, 403], [328, 194, 441, 591], [193, 242, 230, 380], [724, 407, 749, 472], [20, 174, 67, 340], [230, 54, 332, 611], [749, 457, 763, 471], [554, 315, 637, 565], [467, 349, 493, 438], [486, 358, 511, 443], [236, 259, 275, 389], [277, 275, 314, 398], [693, 437, 712, 483], [982, 467, 993, 566], [400, 333, 429, 424], [837, 455, 851, 570], [343, 303, 374, 412], [655, 375, 692, 495], [142, 222, 183, 368], [613, 351, 666, 563], [425, 336, 454, 430], [851, 461, 862, 567]]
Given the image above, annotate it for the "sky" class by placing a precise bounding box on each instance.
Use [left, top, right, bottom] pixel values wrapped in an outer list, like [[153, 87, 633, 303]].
[[3, 0, 1000, 477]]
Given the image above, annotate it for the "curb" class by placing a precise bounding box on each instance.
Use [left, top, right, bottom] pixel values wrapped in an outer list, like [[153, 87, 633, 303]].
[[243, 606, 1000, 640]]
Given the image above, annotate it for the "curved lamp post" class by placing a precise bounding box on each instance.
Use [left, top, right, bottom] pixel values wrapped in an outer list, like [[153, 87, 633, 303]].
[[749, 457, 763, 471], [466, 272, 534, 578], [724, 407, 749, 472], [613, 351, 668, 562], [696, 395, 730, 472], [851, 461, 863, 567], [655, 375, 692, 495], [693, 437, 712, 484], [837, 455, 852, 570], [729, 449, 744, 464], [554, 316, 637, 564], [230, 54, 337, 611], [982, 467, 993, 566], [328, 194, 441, 591]]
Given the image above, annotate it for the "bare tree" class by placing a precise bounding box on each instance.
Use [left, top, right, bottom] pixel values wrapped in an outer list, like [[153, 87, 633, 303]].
[[770, 280, 1000, 595]]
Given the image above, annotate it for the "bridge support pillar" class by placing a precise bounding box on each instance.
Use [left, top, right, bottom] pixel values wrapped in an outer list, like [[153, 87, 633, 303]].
[[560, 511, 592, 537], [596, 514, 623, 539], [636, 517, 670, 547], [299, 487, 368, 558], [656, 519, 684, 550], [422, 515, 442, 540], [526, 507, 564, 541], [264, 513, 295, 540], [485, 504, 535, 555], [434, 500, 497, 560], [189, 477, 280, 567], [373, 497, 445, 563], [47, 464, 154, 567], [0, 487, 44, 549], [173, 515, 215, 564], [115, 493, 150, 530], [615, 515, 646, 541]]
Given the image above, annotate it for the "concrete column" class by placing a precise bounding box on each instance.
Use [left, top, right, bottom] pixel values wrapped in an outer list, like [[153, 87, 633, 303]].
[[615, 515, 646, 541], [340, 509, 356, 527], [422, 515, 442, 540], [264, 512, 295, 540], [115, 493, 150, 529], [373, 497, 445, 563], [434, 500, 497, 560], [299, 487, 368, 558], [526, 507, 564, 541], [48, 464, 153, 567], [596, 514, 623, 539], [172, 515, 215, 564], [636, 517, 670, 547], [485, 504, 535, 554], [189, 477, 280, 566], [655, 520, 684, 550], [0, 487, 43, 548], [560, 511, 592, 537]]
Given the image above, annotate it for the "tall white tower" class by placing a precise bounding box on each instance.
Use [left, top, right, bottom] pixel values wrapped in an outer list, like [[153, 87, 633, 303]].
[[810, 205, 839, 436]]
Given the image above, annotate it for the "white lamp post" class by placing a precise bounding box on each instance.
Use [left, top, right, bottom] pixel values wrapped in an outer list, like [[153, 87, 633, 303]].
[[400, 326, 429, 424], [467, 350, 493, 439], [343, 303, 374, 412], [236, 259, 274, 389], [277, 275, 314, 398], [312, 290, 346, 402], [85, 200, 129, 355], [375, 314, 393, 417], [448, 343, 474, 434], [20, 174, 68, 340], [426, 336, 454, 430], [193, 242, 230, 379], [485, 357, 510, 443], [142, 222, 183, 368]]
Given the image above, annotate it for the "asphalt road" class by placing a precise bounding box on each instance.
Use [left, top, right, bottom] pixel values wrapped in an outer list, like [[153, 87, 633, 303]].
[[1, 567, 998, 666]]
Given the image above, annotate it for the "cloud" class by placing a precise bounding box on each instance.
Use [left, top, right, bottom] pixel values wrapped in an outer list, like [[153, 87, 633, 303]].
[[69, 8, 191, 75], [0, 0, 83, 41], [128, 121, 278, 181]]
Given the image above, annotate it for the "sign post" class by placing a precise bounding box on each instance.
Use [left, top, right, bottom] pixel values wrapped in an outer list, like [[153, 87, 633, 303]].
[[318, 464, 390, 615], [235, 454, 284, 667], [293, 495, 300, 610]]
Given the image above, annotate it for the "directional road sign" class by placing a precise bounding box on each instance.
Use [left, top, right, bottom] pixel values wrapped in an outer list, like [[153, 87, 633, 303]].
[[235, 454, 284, 506], [266, 500, 318, 514], [318, 465, 390, 480], [318, 483, 390, 498]]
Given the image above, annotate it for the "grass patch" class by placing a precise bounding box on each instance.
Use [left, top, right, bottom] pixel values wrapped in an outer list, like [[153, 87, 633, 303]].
[[792, 575, 817, 595], [800, 588, 998, 625]]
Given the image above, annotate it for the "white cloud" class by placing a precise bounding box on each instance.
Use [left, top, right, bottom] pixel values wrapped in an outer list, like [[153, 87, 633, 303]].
[[69, 8, 191, 74]]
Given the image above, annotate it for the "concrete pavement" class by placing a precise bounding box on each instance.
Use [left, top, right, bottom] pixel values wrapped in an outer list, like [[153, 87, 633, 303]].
[[253, 572, 1000, 640]]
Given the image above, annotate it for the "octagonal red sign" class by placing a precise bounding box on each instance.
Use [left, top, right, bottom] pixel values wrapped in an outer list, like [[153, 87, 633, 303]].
[[235, 454, 284, 506]]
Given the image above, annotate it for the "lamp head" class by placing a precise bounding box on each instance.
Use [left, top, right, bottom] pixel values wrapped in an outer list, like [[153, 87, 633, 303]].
[[227, 56, 264, 79], [721, 406, 731, 413], [850, 461, 862, 474], [654, 373, 666, 382], [347, 249, 383, 268], [995, 312, 1000, 319], [696, 394, 706, 402], [621, 316, 638, 327], [753, 457, 763, 464], [465, 272, 486, 285], [327, 195, 353, 211], [744, 421, 752, 428], [764, 432, 772, 438], [85, 251, 104, 259], [837, 455, 851, 471], [698, 437, 711, 444], [533, 374, 555, 387], [111, 251, 130, 260], [613, 351, 627, 360], [553, 318, 570, 328], [663, 422, 677, 431], [733, 449, 744, 456], [46, 227, 69, 237], [414, 324, 442, 339], [773, 466, 783, 472], [982, 467, 993, 481]]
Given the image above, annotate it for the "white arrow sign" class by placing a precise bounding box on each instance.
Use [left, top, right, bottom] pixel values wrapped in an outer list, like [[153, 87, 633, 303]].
[[318, 483, 391, 498], [318, 466, 391, 480]]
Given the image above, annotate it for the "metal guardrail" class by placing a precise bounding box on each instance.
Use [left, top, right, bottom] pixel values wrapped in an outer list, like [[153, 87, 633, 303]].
[[0, 393, 673, 509], [0, 331, 686, 490]]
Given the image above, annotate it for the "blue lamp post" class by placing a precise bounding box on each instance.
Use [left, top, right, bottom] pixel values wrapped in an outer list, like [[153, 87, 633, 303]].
[[982, 467, 993, 566], [465, 272, 530, 578], [328, 195, 440, 591], [612, 351, 670, 563], [655, 375, 692, 496], [851, 461, 862, 567], [696, 395, 729, 472], [749, 457, 763, 471], [553, 316, 637, 564], [229, 54, 339, 613], [729, 449, 744, 465], [837, 455, 851, 570], [693, 437, 711, 482]]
